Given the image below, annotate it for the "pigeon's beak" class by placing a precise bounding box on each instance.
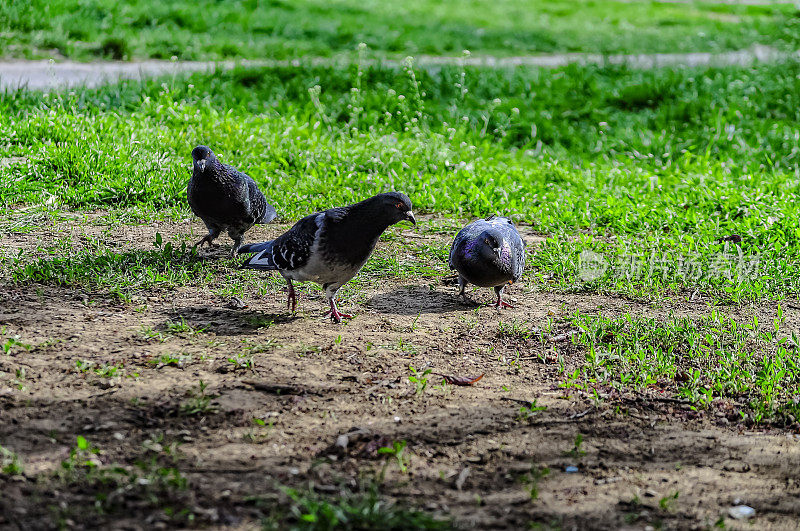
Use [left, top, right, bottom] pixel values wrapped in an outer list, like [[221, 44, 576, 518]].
[[404, 211, 417, 225], [197, 159, 206, 172]]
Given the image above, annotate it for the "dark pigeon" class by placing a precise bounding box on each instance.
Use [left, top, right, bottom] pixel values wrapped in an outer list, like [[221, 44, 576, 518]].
[[448, 215, 525, 309], [239, 192, 416, 322], [187, 145, 277, 256]]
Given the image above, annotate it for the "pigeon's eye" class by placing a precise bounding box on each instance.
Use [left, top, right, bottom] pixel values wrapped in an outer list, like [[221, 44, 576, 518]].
[[395, 202, 403, 209]]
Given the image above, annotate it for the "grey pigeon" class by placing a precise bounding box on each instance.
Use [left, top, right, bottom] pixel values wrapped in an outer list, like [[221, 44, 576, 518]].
[[187, 145, 277, 255], [448, 215, 525, 309], [239, 192, 416, 322]]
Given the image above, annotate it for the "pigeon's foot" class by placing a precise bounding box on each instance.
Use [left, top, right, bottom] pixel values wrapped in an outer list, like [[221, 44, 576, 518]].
[[493, 284, 514, 309], [194, 234, 218, 248], [494, 297, 514, 309], [322, 308, 353, 323], [322, 300, 353, 323]]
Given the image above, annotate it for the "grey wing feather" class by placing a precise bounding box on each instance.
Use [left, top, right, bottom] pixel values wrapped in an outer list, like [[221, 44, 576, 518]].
[[511, 240, 525, 281], [448, 227, 469, 270], [501, 221, 526, 282], [238, 241, 272, 254], [245, 178, 277, 224], [268, 213, 322, 270]]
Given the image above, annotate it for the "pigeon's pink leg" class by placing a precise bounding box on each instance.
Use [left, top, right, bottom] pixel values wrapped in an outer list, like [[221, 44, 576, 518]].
[[286, 279, 297, 312], [494, 286, 514, 309], [322, 299, 353, 323]]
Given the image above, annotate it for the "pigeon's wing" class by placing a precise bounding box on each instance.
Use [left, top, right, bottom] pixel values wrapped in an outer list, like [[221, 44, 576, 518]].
[[241, 213, 322, 271], [449, 221, 482, 270], [324, 206, 348, 223], [245, 177, 277, 224], [186, 174, 202, 218], [219, 164, 274, 224], [504, 223, 526, 282], [511, 240, 525, 281]]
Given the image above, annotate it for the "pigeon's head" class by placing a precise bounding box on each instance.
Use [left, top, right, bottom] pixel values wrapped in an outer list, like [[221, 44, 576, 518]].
[[191, 145, 217, 173], [477, 230, 504, 261], [375, 192, 416, 226]]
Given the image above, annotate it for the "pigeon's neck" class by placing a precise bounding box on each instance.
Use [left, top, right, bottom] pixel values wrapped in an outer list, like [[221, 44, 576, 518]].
[[194, 162, 229, 184], [323, 207, 396, 266]]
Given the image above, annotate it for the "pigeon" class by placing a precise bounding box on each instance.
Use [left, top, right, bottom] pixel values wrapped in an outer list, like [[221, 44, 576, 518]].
[[448, 215, 525, 309], [238, 192, 416, 322], [187, 145, 277, 256]]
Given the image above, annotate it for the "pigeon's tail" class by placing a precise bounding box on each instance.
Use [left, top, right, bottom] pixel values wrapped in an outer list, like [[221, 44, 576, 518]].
[[239, 240, 279, 271], [238, 241, 272, 254]]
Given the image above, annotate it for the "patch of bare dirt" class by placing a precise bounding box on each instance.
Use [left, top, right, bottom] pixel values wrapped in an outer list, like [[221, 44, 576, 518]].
[[0, 215, 798, 529]]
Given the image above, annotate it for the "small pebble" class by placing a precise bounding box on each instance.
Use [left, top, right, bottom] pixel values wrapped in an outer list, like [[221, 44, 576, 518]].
[[335, 434, 349, 449], [565, 465, 579, 473], [728, 505, 755, 520]]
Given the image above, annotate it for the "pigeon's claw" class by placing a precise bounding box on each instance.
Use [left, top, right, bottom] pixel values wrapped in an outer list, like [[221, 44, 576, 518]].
[[323, 300, 353, 323], [194, 234, 217, 248], [495, 297, 514, 310]]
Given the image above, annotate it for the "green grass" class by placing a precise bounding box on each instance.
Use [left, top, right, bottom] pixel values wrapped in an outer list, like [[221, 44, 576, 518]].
[[9, 240, 217, 295], [3, 62, 800, 301], [265, 484, 450, 530], [566, 308, 800, 423], [1, 0, 798, 61]]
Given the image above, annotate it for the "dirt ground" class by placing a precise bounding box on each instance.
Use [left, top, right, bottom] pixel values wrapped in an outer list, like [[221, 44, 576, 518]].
[[1, 214, 799, 530]]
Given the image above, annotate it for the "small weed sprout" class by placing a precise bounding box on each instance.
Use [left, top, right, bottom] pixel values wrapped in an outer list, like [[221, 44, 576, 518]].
[[61, 435, 101, 474], [149, 353, 193, 368], [14, 367, 26, 390], [0, 446, 23, 475], [378, 440, 409, 477], [519, 465, 550, 501], [408, 365, 431, 395], [245, 417, 275, 442], [659, 490, 680, 511], [180, 380, 217, 416], [564, 433, 586, 458], [2, 336, 30, 356], [75, 359, 94, 372], [517, 400, 547, 421], [166, 316, 203, 336], [227, 353, 255, 372], [433, 378, 452, 396]]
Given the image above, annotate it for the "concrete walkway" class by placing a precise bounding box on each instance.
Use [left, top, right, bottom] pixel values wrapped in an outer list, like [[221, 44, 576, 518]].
[[0, 44, 794, 91]]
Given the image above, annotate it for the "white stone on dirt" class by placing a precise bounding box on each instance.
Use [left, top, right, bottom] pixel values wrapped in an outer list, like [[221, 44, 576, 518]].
[[728, 505, 756, 520]]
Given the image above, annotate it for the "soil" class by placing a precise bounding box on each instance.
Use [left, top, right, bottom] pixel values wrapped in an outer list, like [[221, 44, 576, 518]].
[[0, 214, 799, 530]]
